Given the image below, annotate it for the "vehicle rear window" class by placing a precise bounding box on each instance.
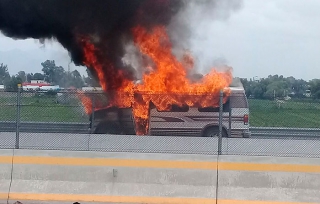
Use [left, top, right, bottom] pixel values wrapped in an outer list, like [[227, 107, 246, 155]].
[[230, 94, 248, 108]]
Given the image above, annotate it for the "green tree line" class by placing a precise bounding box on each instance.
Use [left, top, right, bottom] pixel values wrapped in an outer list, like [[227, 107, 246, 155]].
[[2, 61, 320, 99], [0, 60, 99, 91], [240, 75, 320, 99]]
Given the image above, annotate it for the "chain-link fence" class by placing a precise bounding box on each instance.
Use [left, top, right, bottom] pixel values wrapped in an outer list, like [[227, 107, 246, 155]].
[[249, 98, 320, 128], [1, 88, 320, 157]]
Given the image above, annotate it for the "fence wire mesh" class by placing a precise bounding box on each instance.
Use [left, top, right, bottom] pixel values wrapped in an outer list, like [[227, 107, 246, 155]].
[[19, 91, 88, 123], [0, 88, 320, 157], [0, 91, 17, 122], [249, 98, 320, 132], [0, 91, 17, 148], [222, 137, 320, 158]]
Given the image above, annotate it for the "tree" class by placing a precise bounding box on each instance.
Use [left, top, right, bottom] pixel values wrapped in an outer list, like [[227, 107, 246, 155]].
[[17, 71, 26, 83], [309, 79, 320, 99], [252, 84, 264, 99], [70, 70, 84, 88], [41, 60, 65, 85], [0, 63, 10, 85], [264, 80, 289, 99], [83, 69, 100, 87], [62, 69, 85, 88], [33, 72, 45, 80], [4, 75, 22, 91], [26, 72, 45, 82], [240, 78, 252, 97], [26, 73, 33, 82], [239, 75, 310, 100]]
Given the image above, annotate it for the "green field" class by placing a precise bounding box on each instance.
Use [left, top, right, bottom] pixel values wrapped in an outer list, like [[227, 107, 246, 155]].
[[249, 99, 320, 128], [0, 93, 89, 122], [1, 93, 320, 128]]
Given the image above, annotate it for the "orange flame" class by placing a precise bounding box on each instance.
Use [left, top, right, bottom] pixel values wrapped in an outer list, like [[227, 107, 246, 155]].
[[78, 25, 233, 135], [77, 90, 93, 114]]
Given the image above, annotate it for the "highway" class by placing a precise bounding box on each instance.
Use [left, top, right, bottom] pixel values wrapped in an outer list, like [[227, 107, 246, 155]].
[[1, 121, 320, 138], [0, 132, 319, 157]]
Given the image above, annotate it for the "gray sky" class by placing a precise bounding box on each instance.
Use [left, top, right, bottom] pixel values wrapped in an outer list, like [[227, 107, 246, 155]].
[[0, 0, 319, 80], [0, 36, 88, 76]]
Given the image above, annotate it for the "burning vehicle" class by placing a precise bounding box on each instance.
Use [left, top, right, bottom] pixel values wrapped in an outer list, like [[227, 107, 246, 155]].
[[82, 86, 250, 138], [76, 25, 250, 137]]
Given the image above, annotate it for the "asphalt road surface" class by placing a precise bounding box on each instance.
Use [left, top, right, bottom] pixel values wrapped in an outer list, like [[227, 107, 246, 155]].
[[0, 132, 319, 158]]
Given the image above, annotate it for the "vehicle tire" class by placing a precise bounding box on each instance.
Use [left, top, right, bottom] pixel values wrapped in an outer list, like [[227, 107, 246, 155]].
[[202, 126, 227, 137], [94, 122, 121, 134]]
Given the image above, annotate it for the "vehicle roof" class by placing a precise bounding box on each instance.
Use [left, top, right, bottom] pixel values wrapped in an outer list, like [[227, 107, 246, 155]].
[[229, 86, 244, 90]]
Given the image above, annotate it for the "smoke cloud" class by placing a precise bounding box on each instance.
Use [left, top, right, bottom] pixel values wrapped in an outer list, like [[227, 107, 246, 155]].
[[0, 0, 183, 89], [168, 0, 243, 74], [0, 0, 243, 89]]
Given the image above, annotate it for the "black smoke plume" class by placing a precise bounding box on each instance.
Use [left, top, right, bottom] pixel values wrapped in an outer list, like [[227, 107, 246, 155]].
[[0, 0, 183, 90]]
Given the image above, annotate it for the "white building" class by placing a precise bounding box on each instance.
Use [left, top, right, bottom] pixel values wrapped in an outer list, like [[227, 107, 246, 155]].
[[30, 80, 46, 84]]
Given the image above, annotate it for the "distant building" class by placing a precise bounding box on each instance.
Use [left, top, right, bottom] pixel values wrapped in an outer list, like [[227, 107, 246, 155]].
[[30, 80, 46, 84], [82, 87, 103, 91], [22, 81, 60, 91]]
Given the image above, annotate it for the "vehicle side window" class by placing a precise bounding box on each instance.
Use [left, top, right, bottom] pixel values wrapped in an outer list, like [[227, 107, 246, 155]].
[[198, 100, 230, 112], [157, 104, 189, 112], [230, 94, 248, 108]]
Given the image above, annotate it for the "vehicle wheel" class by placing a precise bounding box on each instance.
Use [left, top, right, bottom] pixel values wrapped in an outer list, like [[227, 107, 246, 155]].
[[202, 127, 227, 137], [94, 122, 121, 134]]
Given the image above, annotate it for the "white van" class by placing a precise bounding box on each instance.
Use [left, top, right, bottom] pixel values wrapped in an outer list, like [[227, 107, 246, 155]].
[[149, 87, 250, 137], [90, 87, 251, 138]]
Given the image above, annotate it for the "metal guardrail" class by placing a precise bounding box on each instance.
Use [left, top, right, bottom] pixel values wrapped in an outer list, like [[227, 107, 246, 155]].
[[0, 121, 89, 134], [0, 121, 320, 137], [250, 127, 320, 138]]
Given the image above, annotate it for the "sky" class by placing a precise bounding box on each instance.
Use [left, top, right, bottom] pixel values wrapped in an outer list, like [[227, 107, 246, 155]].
[[0, 0, 319, 81]]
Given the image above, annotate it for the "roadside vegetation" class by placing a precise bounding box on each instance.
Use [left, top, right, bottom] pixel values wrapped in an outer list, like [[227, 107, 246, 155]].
[[249, 99, 320, 128], [2, 92, 320, 128], [240, 75, 320, 128], [0, 92, 88, 122]]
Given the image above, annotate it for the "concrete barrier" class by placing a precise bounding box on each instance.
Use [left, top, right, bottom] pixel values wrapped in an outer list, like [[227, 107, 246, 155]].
[[217, 155, 320, 204], [1, 149, 320, 204], [0, 150, 13, 203], [4, 149, 218, 204]]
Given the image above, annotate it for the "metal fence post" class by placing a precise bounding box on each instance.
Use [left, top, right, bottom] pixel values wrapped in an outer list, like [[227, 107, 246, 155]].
[[218, 89, 223, 155], [15, 84, 22, 149], [228, 96, 232, 137], [90, 94, 95, 134]]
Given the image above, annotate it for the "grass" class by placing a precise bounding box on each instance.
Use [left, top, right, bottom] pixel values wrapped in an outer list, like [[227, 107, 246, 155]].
[[0, 93, 89, 123], [249, 99, 320, 128], [1, 92, 320, 128]]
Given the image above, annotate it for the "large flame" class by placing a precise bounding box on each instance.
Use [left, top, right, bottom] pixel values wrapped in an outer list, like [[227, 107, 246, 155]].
[[79, 25, 233, 135]]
